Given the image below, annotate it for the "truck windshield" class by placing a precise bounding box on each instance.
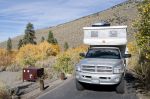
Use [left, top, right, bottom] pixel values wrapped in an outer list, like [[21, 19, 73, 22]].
[[86, 48, 121, 59]]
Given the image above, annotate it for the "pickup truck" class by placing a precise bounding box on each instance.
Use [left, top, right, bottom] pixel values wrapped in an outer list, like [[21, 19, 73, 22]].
[[75, 22, 131, 93]]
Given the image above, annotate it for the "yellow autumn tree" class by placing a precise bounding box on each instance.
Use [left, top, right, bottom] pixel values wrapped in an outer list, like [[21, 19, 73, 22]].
[[38, 41, 60, 58], [134, 0, 150, 84], [16, 41, 60, 67]]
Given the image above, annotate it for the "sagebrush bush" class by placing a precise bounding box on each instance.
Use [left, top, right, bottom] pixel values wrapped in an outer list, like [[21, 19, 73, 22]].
[[6, 64, 21, 72], [0, 81, 10, 99], [134, 61, 150, 85]]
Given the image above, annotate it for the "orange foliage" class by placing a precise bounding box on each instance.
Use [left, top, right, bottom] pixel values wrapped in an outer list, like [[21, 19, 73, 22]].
[[0, 48, 16, 67]]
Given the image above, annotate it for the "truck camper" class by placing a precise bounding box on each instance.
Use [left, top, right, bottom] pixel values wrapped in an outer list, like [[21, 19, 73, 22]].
[[75, 22, 131, 93]]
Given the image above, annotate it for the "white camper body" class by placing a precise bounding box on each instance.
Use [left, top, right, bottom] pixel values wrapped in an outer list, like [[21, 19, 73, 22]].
[[83, 26, 127, 46]]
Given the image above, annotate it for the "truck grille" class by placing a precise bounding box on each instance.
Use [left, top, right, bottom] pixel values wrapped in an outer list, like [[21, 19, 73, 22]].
[[81, 65, 112, 73]]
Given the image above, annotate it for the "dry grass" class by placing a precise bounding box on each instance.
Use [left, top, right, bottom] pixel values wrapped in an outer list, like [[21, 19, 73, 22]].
[[0, 81, 10, 99]]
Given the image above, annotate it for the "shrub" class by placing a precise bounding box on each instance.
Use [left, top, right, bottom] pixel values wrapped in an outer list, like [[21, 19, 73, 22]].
[[0, 48, 7, 67], [127, 41, 139, 70], [0, 81, 10, 99], [54, 53, 73, 74], [16, 41, 60, 67], [16, 44, 39, 67], [53, 45, 88, 74], [0, 49, 17, 70], [38, 41, 60, 57], [6, 64, 21, 72], [133, 0, 150, 86], [134, 60, 150, 86], [127, 41, 138, 54]]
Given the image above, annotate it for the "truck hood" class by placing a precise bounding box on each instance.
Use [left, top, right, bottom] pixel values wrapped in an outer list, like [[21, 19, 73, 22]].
[[79, 58, 123, 67]]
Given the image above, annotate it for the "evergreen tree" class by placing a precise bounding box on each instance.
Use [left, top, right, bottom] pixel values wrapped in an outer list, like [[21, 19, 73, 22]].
[[7, 38, 12, 52], [41, 36, 45, 42], [54, 38, 58, 44], [47, 31, 55, 44], [18, 39, 23, 49], [64, 42, 69, 51], [23, 23, 36, 45]]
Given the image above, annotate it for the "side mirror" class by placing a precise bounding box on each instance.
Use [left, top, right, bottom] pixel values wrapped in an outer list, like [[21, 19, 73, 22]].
[[123, 54, 131, 58], [79, 53, 85, 57]]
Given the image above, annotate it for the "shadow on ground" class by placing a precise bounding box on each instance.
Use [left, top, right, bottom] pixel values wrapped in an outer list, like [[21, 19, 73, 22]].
[[83, 84, 116, 92]]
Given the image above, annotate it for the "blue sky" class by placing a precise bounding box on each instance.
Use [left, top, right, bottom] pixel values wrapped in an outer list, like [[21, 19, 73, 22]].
[[0, 0, 126, 42]]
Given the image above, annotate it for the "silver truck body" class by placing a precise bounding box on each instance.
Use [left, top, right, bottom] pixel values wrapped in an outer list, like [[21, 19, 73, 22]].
[[76, 47, 125, 85]]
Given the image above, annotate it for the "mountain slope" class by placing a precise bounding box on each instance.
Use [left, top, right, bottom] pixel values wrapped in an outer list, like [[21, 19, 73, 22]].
[[0, 0, 139, 49]]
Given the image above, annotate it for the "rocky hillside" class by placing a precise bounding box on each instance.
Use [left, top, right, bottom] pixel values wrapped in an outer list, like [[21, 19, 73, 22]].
[[0, 0, 139, 49]]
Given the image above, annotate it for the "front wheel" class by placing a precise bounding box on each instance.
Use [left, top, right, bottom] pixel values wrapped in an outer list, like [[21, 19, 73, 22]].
[[116, 77, 125, 94], [75, 79, 84, 91]]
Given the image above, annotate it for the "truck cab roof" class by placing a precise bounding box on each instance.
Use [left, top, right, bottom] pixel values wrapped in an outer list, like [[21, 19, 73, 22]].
[[89, 47, 120, 49]]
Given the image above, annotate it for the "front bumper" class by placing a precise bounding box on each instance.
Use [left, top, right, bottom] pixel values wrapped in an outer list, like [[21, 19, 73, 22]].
[[76, 71, 123, 85]]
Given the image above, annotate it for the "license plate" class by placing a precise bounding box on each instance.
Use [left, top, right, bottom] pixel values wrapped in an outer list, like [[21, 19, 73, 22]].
[[92, 79, 99, 84]]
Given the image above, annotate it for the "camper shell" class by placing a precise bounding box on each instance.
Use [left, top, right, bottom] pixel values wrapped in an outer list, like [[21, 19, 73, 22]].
[[83, 25, 127, 54]]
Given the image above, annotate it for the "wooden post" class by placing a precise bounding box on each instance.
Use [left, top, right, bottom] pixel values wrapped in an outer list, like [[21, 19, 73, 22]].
[[60, 72, 65, 80], [39, 79, 44, 91]]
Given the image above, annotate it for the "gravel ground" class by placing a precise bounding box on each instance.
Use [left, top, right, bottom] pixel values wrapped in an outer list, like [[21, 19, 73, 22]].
[[0, 71, 62, 99], [0, 71, 22, 86]]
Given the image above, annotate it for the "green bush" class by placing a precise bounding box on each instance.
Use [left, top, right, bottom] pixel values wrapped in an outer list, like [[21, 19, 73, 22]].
[[133, 0, 150, 86], [54, 54, 73, 74], [53, 45, 88, 74]]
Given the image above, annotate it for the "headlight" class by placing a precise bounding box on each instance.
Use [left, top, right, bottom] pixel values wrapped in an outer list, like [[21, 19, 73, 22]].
[[76, 65, 81, 72], [113, 66, 124, 74]]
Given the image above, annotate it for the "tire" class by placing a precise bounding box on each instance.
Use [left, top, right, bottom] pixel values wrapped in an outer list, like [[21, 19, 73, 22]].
[[116, 77, 125, 94], [76, 79, 84, 91]]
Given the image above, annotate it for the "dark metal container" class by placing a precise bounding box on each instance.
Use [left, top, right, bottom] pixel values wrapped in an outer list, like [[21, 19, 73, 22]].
[[23, 67, 44, 82]]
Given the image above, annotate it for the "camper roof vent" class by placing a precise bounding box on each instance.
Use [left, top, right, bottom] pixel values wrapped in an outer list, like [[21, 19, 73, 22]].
[[92, 21, 110, 27]]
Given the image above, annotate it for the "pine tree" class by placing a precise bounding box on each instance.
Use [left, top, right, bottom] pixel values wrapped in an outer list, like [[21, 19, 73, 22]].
[[7, 38, 12, 52], [18, 39, 23, 49], [54, 38, 58, 44], [23, 23, 36, 45], [41, 36, 45, 42], [47, 31, 55, 44], [64, 42, 69, 51]]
